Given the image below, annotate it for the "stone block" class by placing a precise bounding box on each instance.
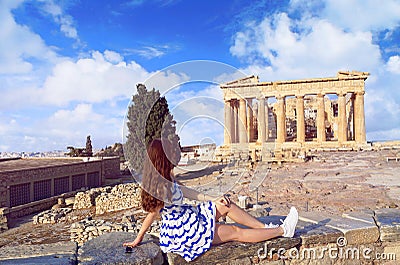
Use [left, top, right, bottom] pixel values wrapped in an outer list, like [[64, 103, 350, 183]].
[[167, 236, 301, 265], [0, 241, 77, 264], [342, 210, 375, 224], [296, 219, 343, 245], [374, 208, 400, 242], [300, 211, 379, 245], [78, 231, 163, 265], [259, 215, 328, 245]]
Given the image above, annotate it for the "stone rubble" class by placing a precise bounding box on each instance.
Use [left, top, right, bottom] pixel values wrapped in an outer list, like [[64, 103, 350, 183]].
[[72, 183, 141, 215], [32, 208, 72, 224], [70, 214, 161, 246], [73, 187, 111, 210], [0, 208, 8, 231], [95, 183, 141, 215]]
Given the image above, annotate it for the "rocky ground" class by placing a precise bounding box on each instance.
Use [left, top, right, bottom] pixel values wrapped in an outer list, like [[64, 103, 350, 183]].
[[0, 149, 399, 251], [179, 149, 400, 216]]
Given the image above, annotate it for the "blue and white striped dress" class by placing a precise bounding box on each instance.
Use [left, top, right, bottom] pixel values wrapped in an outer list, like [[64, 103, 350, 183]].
[[159, 181, 216, 261]]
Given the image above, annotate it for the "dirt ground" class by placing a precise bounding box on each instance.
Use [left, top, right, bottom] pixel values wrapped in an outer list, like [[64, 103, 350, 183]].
[[1, 149, 399, 248]]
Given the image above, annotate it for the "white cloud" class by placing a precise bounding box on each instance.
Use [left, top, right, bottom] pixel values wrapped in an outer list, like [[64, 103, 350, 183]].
[[165, 84, 225, 146], [387, 56, 400, 74], [231, 12, 381, 80], [124, 44, 179, 59], [104, 50, 124, 64], [40, 50, 151, 106], [229, 1, 400, 141], [45, 103, 121, 149], [288, 0, 400, 32], [145, 70, 190, 95], [0, 1, 60, 75], [321, 0, 400, 32], [178, 118, 224, 146], [39, 0, 79, 40], [49, 104, 102, 125]]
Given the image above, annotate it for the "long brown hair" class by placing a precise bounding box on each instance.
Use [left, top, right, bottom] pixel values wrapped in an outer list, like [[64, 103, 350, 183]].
[[141, 139, 175, 212]]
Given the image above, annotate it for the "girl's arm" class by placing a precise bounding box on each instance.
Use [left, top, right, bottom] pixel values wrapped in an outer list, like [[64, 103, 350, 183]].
[[123, 209, 160, 247], [177, 181, 231, 207], [179, 184, 214, 201]]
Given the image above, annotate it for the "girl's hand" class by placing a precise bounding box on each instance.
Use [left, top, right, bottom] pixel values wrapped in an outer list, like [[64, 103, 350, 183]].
[[213, 194, 231, 207], [123, 234, 144, 248]]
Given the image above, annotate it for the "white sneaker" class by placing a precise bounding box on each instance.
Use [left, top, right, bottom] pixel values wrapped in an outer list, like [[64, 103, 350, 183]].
[[280, 207, 298, 237], [264, 222, 279, 229]]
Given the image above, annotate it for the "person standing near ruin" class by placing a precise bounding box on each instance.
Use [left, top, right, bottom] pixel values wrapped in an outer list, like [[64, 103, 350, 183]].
[[123, 139, 298, 262]]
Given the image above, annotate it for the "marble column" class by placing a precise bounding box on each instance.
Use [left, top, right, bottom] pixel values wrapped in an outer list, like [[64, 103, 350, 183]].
[[247, 98, 254, 142], [224, 99, 232, 145], [239, 98, 248, 143], [265, 98, 269, 141], [316, 94, 326, 142], [354, 91, 366, 143], [231, 100, 238, 143], [276, 95, 286, 143], [257, 97, 266, 143], [338, 93, 347, 143], [296, 95, 305, 143]]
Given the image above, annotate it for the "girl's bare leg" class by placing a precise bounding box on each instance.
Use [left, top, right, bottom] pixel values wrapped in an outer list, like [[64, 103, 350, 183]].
[[212, 224, 283, 245], [215, 202, 267, 229]]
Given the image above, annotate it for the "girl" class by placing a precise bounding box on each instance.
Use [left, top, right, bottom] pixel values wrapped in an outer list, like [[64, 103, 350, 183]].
[[123, 139, 298, 262]]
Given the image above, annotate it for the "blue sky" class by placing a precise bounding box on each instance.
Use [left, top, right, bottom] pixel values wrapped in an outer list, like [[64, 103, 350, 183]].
[[1, 0, 400, 152]]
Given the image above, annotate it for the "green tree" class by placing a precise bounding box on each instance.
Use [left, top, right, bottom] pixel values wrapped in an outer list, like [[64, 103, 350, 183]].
[[125, 84, 180, 173], [86, 135, 93, 157]]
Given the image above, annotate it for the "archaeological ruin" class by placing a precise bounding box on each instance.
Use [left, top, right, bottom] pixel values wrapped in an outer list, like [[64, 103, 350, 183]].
[[0, 157, 120, 229], [218, 71, 369, 161]]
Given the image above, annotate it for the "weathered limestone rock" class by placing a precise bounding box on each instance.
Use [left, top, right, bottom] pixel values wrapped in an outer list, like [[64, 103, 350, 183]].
[[296, 219, 343, 245], [374, 208, 400, 242], [342, 210, 376, 224], [257, 215, 343, 246], [300, 211, 380, 245], [167, 237, 301, 265], [78, 231, 163, 265], [382, 243, 400, 262], [0, 241, 77, 264]]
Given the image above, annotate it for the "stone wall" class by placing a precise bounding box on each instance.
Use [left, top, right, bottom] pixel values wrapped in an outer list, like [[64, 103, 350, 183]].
[[73, 183, 141, 215], [7, 197, 59, 219], [0, 157, 120, 209], [102, 156, 121, 179]]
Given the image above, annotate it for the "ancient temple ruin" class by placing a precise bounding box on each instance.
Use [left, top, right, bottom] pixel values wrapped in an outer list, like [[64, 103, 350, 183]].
[[218, 71, 369, 161]]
